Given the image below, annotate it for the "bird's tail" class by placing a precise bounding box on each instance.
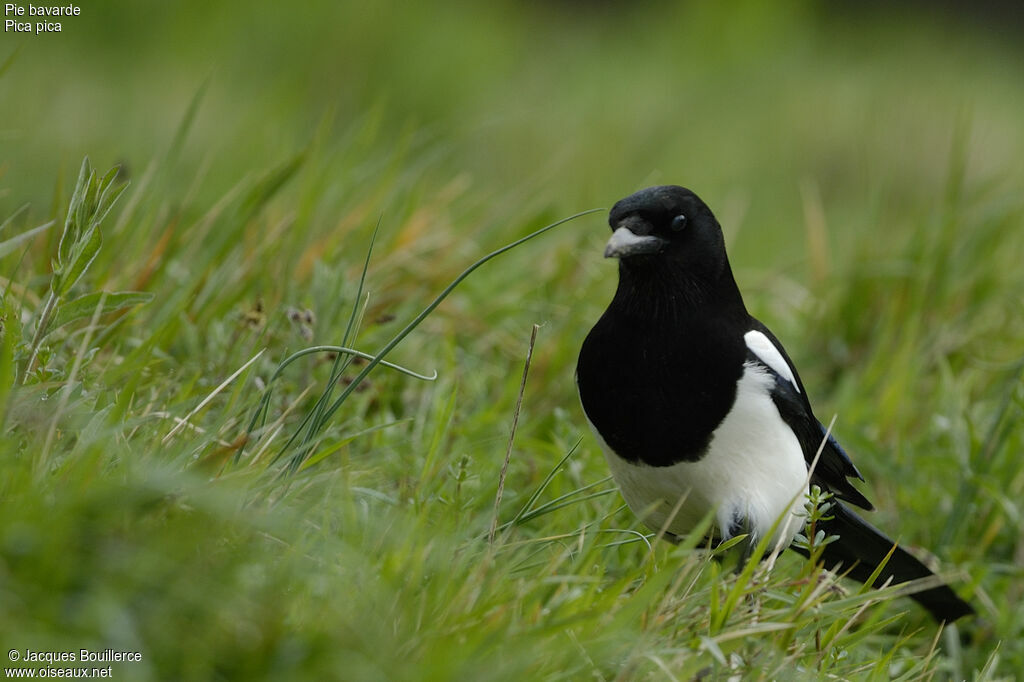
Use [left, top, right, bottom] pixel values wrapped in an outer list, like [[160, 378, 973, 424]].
[[796, 501, 974, 622]]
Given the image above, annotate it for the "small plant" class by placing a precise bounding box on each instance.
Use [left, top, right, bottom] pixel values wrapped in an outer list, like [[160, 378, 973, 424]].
[[793, 485, 839, 558], [12, 157, 152, 385]]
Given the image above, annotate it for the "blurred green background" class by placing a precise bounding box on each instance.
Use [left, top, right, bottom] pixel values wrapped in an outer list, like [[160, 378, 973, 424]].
[[6, 0, 1021, 221], [2, 0, 1023, 679]]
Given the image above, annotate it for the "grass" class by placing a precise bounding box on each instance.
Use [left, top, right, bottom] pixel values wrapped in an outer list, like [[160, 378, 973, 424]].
[[2, 1, 1023, 679]]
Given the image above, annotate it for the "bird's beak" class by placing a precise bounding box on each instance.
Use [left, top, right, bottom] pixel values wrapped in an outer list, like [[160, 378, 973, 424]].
[[604, 227, 667, 259]]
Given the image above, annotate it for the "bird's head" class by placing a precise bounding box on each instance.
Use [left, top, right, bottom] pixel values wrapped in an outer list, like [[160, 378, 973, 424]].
[[605, 185, 728, 283]]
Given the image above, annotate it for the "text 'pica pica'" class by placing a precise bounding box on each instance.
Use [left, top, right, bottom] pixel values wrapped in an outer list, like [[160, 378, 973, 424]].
[[576, 185, 973, 622]]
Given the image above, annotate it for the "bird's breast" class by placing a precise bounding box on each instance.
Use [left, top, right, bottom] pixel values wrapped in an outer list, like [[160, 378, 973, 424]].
[[586, 362, 808, 545], [576, 312, 746, 467]]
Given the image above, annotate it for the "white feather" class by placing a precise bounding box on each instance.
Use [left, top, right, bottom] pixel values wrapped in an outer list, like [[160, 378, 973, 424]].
[[744, 329, 799, 393], [589, 361, 808, 546]]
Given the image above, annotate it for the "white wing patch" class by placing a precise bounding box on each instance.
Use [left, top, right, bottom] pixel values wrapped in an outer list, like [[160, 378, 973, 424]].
[[744, 330, 799, 393]]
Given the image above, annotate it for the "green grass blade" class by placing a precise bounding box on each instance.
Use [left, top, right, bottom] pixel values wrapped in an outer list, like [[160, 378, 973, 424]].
[[0, 44, 22, 79], [166, 78, 209, 167], [295, 209, 602, 470], [0, 219, 54, 259]]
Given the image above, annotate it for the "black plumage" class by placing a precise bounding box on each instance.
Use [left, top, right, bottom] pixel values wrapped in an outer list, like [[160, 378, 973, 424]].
[[576, 185, 973, 622]]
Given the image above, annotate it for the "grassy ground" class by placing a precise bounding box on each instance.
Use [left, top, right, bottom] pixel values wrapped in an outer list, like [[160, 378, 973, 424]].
[[2, 1, 1023, 679]]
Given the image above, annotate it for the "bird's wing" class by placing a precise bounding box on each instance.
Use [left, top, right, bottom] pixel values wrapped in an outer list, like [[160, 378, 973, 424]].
[[744, 322, 873, 510]]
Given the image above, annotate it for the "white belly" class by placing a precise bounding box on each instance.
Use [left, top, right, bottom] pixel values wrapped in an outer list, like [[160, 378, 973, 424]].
[[591, 362, 808, 546]]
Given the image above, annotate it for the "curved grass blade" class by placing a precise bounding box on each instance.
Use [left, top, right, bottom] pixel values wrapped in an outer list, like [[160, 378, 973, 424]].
[[286, 209, 603, 471]]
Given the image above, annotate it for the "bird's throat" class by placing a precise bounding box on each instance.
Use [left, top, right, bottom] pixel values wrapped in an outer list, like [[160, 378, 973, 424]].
[[615, 259, 746, 326]]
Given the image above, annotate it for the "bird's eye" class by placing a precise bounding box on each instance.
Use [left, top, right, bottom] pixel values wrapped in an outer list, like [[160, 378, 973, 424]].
[[670, 214, 688, 232]]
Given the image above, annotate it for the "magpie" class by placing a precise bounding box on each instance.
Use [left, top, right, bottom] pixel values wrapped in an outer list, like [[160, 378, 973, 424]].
[[576, 185, 974, 622]]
